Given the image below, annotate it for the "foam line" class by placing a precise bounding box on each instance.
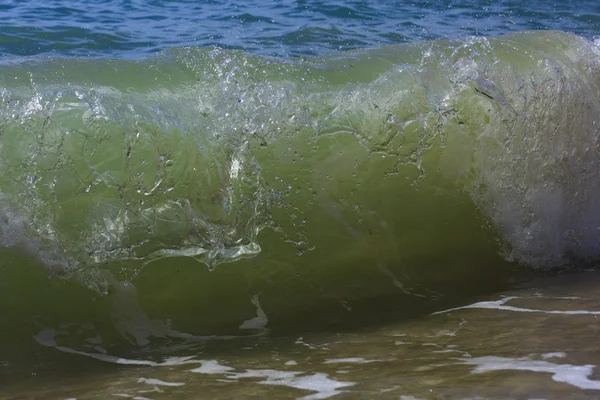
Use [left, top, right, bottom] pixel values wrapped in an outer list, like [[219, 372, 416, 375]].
[[433, 297, 600, 315], [464, 356, 600, 390]]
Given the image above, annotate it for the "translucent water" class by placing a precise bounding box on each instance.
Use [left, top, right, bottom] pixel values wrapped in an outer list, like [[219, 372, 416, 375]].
[[2, 1, 600, 399], [4, 271, 600, 399]]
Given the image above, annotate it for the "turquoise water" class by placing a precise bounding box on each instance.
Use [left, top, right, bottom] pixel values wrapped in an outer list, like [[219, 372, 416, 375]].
[[2, 1, 600, 399]]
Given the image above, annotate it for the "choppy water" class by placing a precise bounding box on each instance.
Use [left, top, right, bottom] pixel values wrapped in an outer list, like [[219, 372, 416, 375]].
[[2, 0, 600, 58], [2, 1, 600, 399]]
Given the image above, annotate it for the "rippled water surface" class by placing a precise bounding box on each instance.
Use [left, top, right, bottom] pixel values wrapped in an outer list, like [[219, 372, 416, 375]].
[[1, 0, 600, 57], [5, 271, 600, 399]]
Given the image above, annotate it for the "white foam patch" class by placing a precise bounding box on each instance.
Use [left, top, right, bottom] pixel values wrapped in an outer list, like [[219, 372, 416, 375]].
[[464, 356, 600, 390], [323, 358, 377, 364], [433, 296, 600, 315], [229, 157, 241, 180], [137, 378, 185, 387], [285, 360, 298, 366], [378, 385, 401, 393], [191, 360, 354, 399], [190, 360, 235, 374], [295, 337, 328, 350], [239, 295, 268, 330], [542, 352, 566, 359], [432, 349, 464, 354], [258, 372, 354, 400]]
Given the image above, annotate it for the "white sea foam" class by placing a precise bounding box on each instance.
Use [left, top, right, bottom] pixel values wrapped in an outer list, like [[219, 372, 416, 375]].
[[190, 360, 235, 374], [295, 337, 321, 350], [239, 295, 268, 330], [137, 378, 185, 387], [463, 356, 600, 390], [433, 296, 600, 315], [323, 358, 377, 364], [191, 359, 354, 399], [542, 352, 566, 359]]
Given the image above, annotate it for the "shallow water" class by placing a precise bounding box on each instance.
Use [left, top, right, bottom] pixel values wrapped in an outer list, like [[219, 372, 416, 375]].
[[3, 270, 600, 399]]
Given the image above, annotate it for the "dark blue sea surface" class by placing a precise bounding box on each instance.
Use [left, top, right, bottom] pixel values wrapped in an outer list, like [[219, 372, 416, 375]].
[[1, 0, 600, 58]]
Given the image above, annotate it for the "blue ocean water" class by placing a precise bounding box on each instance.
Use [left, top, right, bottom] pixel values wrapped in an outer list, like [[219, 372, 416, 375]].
[[1, 0, 600, 58]]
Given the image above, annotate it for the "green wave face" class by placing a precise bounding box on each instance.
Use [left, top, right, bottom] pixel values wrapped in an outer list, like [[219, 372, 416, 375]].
[[0, 30, 599, 291]]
